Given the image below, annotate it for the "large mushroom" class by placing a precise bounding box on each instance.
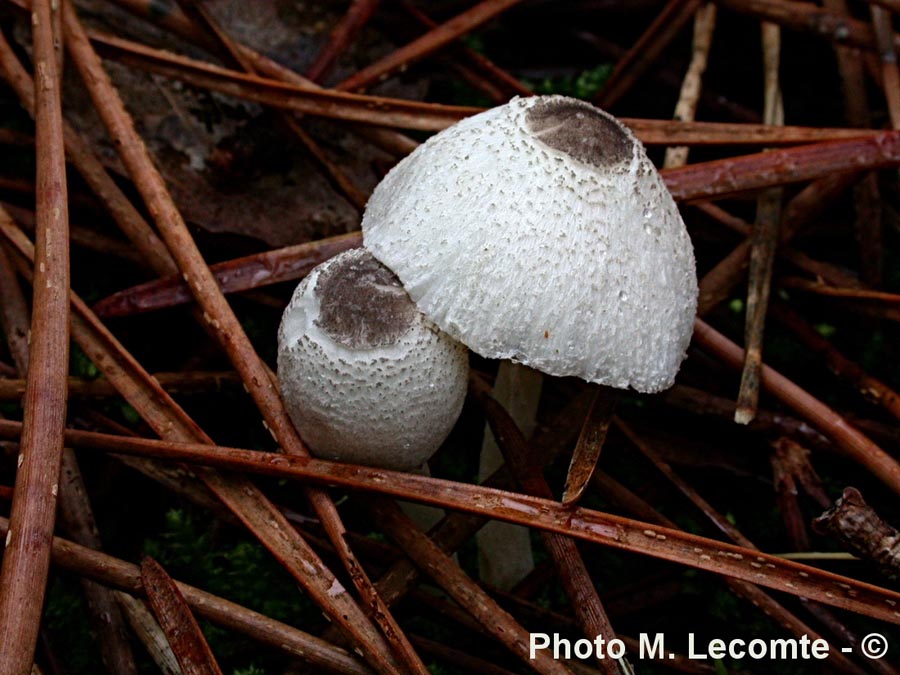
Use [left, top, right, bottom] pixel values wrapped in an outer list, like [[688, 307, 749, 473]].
[[362, 94, 698, 587]]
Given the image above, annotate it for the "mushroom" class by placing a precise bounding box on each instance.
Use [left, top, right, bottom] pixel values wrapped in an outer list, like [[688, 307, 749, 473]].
[[361, 95, 698, 587], [277, 248, 469, 473]]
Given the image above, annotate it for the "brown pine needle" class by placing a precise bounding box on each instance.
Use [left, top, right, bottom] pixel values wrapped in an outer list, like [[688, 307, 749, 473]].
[[0, 1, 70, 672], [141, 557, 224, 675], [561, 385, 617, 505], [1, 420, 899, 622]]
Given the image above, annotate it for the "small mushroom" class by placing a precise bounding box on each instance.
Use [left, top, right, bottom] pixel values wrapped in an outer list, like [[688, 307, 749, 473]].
[[277, 248, 469, 472], [362, 95, 698, 588]]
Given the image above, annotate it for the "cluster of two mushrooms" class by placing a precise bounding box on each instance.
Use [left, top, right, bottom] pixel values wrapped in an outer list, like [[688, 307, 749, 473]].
[[278, 96, 698, 567]]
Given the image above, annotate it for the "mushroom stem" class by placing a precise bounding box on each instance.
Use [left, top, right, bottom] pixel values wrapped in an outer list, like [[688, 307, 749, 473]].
[[476, 361, 542, 591]]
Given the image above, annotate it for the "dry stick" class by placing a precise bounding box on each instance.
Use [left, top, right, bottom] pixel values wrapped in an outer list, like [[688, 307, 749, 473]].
[[822, 0, 871, 128], [305, 0, 382, 82], [735, 21, 783, 424], [771, 303, 900, 421], [396, 0, 532, 97], [561, 385, 617, 505], [596, 0, 705, 108], [7, 423, 900, 623], [0, 30, 176, 276], [0, 1, 70, 672], [0, 218, 401, 675], [365, 498, 573, 675], [121, 0, 406, 657], [614, 419, 866, 674], [172, 0, 368, 213], [814, 487, 900, 581], [0, 372, 241, 401], [714, 0, 890, 52], [663, 2, 717, 169], [766, 439, 898, 675], [693, 318, 900, 496], [334, 0, 524, 92], [60, 6, 409, 672], [469, 378, 623, 675], [0, 516, 374, 675], [141, 557, 224, 675]]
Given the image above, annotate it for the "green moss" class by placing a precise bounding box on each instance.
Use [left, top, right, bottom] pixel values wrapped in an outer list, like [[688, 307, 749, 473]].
[[524, 64, 612, 100], [70, 344, 100, 380], [142, 508, 320, 670]]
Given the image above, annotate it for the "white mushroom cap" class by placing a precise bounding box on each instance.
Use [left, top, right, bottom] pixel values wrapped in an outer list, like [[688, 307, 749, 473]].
[[363, 95, 697, 393], [277, 248, 469, 471]]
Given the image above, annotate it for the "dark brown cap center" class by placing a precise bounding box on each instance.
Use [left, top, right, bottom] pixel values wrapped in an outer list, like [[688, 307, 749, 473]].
[[525, 99, 633, 168], [315, 250, 417, 349]]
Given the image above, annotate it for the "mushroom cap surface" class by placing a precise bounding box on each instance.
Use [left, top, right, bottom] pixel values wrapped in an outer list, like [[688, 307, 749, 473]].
[[277, 248, 469, 471], [363, 95, 698, 393]]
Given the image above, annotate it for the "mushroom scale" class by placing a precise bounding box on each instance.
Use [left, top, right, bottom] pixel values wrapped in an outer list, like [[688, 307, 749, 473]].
[[363, 95, 698, 393], [277, 248, 469, 471]]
